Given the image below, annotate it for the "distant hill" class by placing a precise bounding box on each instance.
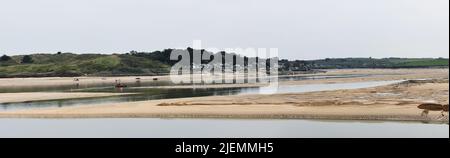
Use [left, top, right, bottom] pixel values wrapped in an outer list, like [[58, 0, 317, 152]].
[[0, 53, 170, 78], [280, 58, 449, 71], [0, 49, 448, 78]]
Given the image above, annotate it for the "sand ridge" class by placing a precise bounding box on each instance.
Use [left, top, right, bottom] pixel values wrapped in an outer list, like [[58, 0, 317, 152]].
[[0, 92, 133, 104]]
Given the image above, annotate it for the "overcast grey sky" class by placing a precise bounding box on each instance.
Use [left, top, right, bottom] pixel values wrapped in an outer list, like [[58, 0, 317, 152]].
[[0, 0, 448, 60]]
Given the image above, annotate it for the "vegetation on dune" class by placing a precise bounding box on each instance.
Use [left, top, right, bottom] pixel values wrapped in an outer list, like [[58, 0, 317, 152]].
[[392, 58, 449, 68], [0, 53, 169, 78], [0, 55, 12, 62], [21, 55, 34, 64], [0, 55, 16, 67]]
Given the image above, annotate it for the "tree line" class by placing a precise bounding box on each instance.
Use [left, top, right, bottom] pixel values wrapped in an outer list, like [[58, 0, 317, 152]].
[[0, 54, 33, 64]]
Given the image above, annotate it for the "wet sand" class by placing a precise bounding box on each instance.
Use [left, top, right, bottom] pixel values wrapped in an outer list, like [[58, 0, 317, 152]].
[[0, 92, 132, 104], [0, 75, 171, 88], [0, 69, 448, 123]]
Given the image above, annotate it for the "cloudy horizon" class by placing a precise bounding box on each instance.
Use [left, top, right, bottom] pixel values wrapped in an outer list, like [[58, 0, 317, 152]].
[[0, 0, 449, 60]]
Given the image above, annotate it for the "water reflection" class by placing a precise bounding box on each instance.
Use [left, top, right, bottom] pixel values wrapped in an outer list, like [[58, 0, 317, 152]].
[[0, 80, 402, 111], [0, 88, 244, 111]]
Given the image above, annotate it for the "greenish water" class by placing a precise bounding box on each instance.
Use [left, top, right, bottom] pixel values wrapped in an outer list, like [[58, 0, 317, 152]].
[[0, 73, 399, 111], [0, 80, 402, 111]]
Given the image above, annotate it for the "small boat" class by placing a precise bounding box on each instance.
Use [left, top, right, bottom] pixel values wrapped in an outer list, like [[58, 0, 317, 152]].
[[114, 79, 127, 88], [115, 83, 128, 88]]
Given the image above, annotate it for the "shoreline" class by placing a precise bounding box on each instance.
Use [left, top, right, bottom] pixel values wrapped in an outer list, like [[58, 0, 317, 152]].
[[0, 92, 133, 104], [3, 116, 448, 125], [0, 116, 445, 125]]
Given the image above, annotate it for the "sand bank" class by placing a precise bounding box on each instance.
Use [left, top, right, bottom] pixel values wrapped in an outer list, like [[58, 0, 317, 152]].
[[0, 75, 171, 88], [1, 69, 448, 89], [0, 92, 131, 104]]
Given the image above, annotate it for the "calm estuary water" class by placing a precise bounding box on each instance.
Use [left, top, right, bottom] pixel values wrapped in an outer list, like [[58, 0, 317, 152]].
[[0, 118, 447, 138], [0, 80, 402, 111]]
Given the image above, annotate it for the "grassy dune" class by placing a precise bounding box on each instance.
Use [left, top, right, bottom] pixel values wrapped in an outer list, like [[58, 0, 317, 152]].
[[0, 53, 169, 77], [0, 50, 448, 78]]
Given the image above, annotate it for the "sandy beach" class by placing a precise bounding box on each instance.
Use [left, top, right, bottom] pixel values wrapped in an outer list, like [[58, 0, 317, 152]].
[[0, 75, 171, 88], [0, 92, 132, 104], [0, 69, 448, 123]]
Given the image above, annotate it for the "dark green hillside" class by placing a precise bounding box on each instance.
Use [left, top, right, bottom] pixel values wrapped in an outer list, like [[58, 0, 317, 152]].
[[0, 53, 170, 78], [280, 58, 449, 71], [391, 58, 449, 68]]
